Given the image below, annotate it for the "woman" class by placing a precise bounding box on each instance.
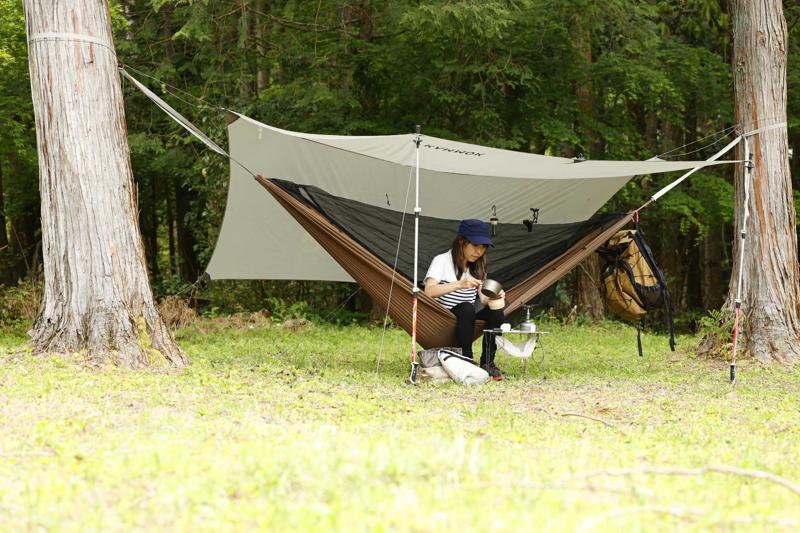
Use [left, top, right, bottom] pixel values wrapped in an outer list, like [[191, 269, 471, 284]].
[[424, 219, 505, 380]]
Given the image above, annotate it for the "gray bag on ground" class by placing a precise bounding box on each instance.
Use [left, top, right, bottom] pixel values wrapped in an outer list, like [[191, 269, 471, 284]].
[[437, 349, 490, 385], [419, 346, 461, 368]]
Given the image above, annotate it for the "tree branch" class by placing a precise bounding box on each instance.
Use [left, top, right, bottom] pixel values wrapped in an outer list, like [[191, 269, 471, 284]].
[[788, 14, 800, 34], [559, 411, 619, 430], [248, 7, 359, 38], [581, 505, 797, 529], [563, 465, 800, 497]]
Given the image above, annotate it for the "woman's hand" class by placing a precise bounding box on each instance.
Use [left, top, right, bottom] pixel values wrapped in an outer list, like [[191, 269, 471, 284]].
[[457, 278, 481, 290]]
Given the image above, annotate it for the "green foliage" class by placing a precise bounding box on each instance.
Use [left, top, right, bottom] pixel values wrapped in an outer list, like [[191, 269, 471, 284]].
[[0, 0, 38, 216], [1, 0, 797, 319], [650, 172, 734, 242], [696, 307, 736, 346], [263, 296, 309, 322], [0, 280, 41, 326]]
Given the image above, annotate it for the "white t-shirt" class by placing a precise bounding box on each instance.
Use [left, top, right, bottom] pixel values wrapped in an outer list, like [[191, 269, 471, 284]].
[[424, 251, 479, 310]]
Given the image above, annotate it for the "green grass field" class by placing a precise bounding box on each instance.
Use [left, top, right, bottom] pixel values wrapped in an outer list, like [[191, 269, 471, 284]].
[[1, 317, 799, 532]]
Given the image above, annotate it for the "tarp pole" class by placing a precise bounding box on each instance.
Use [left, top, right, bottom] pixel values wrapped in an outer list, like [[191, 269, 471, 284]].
[[730, 135, 753, 385], [409, 125, 422, 384]]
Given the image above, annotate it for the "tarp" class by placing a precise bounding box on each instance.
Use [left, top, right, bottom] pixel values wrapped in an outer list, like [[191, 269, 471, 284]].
[[206, 113, 726, 281]]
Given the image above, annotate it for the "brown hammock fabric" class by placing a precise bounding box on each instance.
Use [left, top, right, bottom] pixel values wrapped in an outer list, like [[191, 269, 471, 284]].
[[256, 175, 633, 349]]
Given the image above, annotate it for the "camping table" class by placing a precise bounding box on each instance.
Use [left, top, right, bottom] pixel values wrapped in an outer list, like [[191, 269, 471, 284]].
[[482, 328, 550, 373]]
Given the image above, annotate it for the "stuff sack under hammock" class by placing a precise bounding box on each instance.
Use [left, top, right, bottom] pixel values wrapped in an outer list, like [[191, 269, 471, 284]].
[[438, 349, 490, 385]]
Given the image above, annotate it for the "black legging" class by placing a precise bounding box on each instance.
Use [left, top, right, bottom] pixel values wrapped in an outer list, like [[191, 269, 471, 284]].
[[450, 302, 505, 365]]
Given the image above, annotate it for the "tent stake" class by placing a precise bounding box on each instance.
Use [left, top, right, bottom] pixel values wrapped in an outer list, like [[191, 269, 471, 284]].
[[409, 125, 422, 385]]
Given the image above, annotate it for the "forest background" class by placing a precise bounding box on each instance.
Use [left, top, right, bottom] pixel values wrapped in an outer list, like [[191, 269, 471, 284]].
[[1, 0, 799, 330]]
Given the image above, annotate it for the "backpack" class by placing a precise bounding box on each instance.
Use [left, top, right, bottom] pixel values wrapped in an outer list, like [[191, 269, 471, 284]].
[[598, 227, 675, 356]]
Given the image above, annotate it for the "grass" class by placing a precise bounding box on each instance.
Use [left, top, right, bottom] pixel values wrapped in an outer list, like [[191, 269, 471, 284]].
[[1, 316, 799, 532]]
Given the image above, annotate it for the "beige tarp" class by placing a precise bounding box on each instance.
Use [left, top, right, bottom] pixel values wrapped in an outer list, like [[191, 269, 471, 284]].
[[207, 113, 725, 281]]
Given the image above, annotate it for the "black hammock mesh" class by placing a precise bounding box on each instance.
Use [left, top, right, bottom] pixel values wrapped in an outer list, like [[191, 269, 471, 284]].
[[272, 179, 619, 307]]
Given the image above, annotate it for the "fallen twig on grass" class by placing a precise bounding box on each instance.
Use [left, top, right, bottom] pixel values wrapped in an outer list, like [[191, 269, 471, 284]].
[[580, 505, 798, 530], [0, 450, 55, 457], [563, 465, 800, 497], [580, 505, 702, 529], [460, 481, 649, 496], [559, 412, 617, 429]]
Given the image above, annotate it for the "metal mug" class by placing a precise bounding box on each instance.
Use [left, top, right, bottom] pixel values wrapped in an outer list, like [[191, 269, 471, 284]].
[[481, 279, 503, 299]]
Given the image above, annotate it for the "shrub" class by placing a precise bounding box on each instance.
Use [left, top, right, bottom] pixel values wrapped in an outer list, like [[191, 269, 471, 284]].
[[158, 295, 197, 330], [0, 281, 41, 326]]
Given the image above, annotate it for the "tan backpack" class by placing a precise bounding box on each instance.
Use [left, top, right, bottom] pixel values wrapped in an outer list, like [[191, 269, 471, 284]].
[[599, 228, 675, 356]]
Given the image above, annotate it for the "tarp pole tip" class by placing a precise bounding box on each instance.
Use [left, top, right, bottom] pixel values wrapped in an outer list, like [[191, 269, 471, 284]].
[[409, 362, 419, 385]]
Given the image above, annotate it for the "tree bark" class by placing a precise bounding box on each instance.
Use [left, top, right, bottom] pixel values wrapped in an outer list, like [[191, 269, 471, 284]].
[[702, 224, 726, 310], [572, 7, 604, 322], [727, 0, 800, 363], [0, 160, 8, 251], [576, 254, 604, 322], [175, 178, 200, 282], [0, 160, 11, 286], [167, 179, 176, 276], [162, 6, 177, 278], [254, 0, 268, 94], [147, 175, 159, 281], [24, 0, 186, 367], [239, 0, 252, 98]]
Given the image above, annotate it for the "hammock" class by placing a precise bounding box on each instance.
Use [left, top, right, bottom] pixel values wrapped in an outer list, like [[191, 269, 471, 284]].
[[257, 175, 632, 348]]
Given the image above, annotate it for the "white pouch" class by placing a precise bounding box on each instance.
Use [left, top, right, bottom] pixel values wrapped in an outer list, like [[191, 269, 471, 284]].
[[437, 349, 490, 385], [495, 335, 538, 358]]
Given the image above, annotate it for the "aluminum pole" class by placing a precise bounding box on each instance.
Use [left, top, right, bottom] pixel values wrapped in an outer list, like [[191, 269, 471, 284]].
[[730, 135, 752, 384], [409, 125, 422, 384]]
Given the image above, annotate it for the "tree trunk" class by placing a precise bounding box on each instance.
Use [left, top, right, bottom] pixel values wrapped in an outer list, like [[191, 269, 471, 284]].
[[702, 224, 726, 310], [0, 160, 11, 286], [576, 254, 604, 322], [0, 160, 8, 251], [239, 0, 252, 98], [147, 175, 159, 281], [727, 0, 800, 364], [685, 231, 703, 311], [162, 7, 178, 278], [175, 179, 200, 282], [167, 180, 176, 276], [24, 0, 186, 367], [254, 0, 268, 94], [572, 7, 604, 322]]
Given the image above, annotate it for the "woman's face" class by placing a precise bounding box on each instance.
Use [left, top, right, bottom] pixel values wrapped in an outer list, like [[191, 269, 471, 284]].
[[463, 241, 488, 263]]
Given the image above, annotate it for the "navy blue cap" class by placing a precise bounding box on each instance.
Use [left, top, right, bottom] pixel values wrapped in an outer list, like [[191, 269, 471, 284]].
[[458, 219, 494, 247]]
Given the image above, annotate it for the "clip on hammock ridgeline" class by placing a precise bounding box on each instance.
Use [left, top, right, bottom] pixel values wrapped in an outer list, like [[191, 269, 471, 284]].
[[523, 208, 539, 232]]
